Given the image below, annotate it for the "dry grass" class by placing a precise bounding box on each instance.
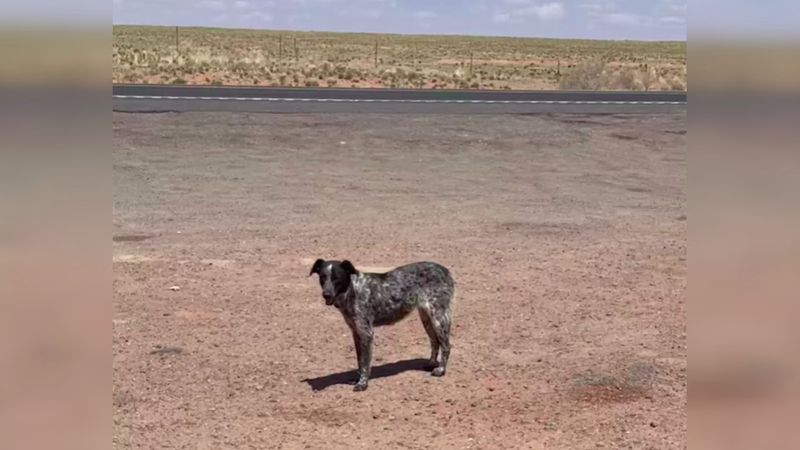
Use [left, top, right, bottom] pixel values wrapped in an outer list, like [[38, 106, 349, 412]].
[[113, 25, 686, 91], [559, 60, 686, 91]]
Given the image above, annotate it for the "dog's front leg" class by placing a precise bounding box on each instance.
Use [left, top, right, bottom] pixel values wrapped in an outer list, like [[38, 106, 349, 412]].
[[350, 328, 362, 384], [353, 323, 373, 392]]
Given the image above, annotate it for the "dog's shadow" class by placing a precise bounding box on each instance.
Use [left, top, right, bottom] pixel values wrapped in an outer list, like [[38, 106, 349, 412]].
[[302, 358, 430, 391]]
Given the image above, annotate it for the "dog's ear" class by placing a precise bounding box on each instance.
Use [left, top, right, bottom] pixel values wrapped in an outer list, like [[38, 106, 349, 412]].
[[341, 260, 358, 276], [309, 259, 325, 277]]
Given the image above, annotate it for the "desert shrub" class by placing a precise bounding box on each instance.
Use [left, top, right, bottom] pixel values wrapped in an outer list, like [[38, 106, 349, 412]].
[[613, 67, 638, 90], [559, 60, 608, 90], [668, 75, 686, 91], [639, 67, 659, 91], [232, 61, 249, 75]]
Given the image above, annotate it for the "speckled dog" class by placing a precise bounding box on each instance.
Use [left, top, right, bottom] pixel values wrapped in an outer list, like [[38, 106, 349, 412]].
[[309, 259, 455, 391]]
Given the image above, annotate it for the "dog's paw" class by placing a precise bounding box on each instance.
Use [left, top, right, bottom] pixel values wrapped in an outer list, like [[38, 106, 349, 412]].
[[353, 382, 368, 392], [424, 361, 440, 372], [431, 367, 446, 377]]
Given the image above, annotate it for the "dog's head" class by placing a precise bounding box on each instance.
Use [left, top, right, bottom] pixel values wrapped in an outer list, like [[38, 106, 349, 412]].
[[309, 259, 359, 306]]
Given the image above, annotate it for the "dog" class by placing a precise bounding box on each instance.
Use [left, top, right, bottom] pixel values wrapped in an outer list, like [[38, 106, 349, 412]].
[[309, 259, 454, 391]]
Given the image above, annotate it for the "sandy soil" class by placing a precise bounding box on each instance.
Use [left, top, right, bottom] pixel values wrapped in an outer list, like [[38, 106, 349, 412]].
[[113, 111, 686, 449]]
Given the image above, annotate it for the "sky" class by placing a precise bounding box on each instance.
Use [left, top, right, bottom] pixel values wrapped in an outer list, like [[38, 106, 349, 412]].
[[112, 0, 688, 41]]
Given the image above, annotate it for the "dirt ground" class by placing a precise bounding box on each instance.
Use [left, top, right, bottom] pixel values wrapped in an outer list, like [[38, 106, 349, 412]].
[[113, 111, 686, 449]]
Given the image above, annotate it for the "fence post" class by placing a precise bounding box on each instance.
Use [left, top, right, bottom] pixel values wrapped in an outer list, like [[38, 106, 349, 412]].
[[294, 38, 298, 63], [279, 35, 283, 61], [469, 52, 473, 78], [374, 40, 378, 68], [175, 26, 179, 49]]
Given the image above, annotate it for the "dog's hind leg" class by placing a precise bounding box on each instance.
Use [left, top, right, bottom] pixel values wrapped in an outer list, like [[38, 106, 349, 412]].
[[429, 304, 451, 377], [418, 308, 440, 370], [430, 291, 453, 377]]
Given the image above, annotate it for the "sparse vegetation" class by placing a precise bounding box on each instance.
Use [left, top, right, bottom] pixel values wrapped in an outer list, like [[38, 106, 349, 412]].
[[558, 59, 688, 91], [113, 25, 686, 91]]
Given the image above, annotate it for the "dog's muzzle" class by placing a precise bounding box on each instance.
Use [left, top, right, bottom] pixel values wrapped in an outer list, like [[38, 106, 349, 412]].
[[323, 294, 334, 305]]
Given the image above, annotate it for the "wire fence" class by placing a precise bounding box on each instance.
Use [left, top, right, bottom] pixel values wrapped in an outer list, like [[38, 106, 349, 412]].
[[112, 26, 687, 91]]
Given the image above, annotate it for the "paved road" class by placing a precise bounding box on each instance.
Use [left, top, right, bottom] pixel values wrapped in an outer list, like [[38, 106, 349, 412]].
[[113, 84, 686, 114]]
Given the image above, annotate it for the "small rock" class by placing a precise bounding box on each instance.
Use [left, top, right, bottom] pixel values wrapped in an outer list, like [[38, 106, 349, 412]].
[[169, 286, 181, 291], [339, 141, 346, 145], [649, 422, 657, 428]]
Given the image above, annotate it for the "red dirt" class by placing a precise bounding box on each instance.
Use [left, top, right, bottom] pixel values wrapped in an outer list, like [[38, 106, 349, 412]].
[[113, 112, 686, 449]]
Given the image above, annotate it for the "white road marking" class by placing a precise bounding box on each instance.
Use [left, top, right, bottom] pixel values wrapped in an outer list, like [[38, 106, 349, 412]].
[[113, 94, 686, 105]]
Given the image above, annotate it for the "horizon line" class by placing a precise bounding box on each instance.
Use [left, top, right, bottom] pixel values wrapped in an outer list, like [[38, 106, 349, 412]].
[[112, 23, 687, 44]]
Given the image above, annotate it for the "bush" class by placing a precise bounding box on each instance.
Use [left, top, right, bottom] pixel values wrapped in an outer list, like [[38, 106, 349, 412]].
[[559, 61, 674, 91], [613, 67, 637, 90], [558, 60, 607, 90], [668, 75, 686, 91], [640, 68, 658, 91]]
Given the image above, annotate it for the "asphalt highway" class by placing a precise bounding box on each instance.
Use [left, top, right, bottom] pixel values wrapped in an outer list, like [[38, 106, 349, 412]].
[[113, 84, 686, 114]]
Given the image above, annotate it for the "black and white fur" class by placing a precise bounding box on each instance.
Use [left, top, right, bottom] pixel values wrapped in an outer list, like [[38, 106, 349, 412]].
[[309, 259, 454, 391]]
